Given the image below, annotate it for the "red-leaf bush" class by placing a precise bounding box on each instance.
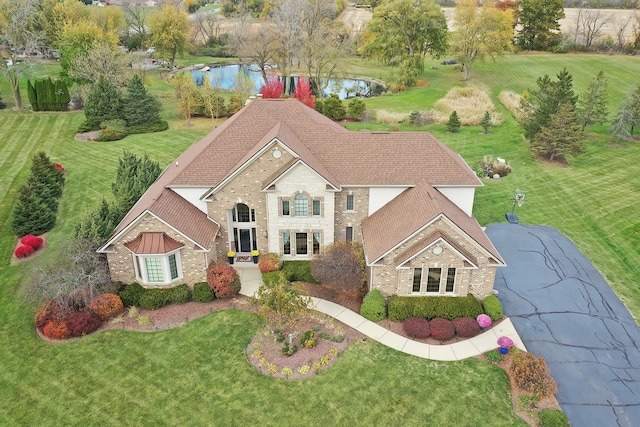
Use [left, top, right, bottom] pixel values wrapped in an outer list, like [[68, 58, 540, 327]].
[[206, 262, 241, 298], [90, 293, 124, 320], [20, 234, 44, 249], [293, 78, 315, 109], [55, 163, 65, 171], [14, 244, 34, 258], [35, 303, 63, 332], [403, 317, 431, 339], [258, 252, 281, 273], [430, 317, 455, 341], [66, 309, 102, 337], [452, 317, 481, 338], [43, 320, 71, 339]]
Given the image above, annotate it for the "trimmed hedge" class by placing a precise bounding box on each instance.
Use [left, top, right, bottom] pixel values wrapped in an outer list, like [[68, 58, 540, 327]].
[[119, 282, 145, 307], [388, 294, 483, 322], [193, 282, 215, 302], [127, 121, 168, 135], [483, 295, 503, 320], [119, 283, 190, 309], [282, 261, 317, 283], [403, 317, 430, 339], [360, 289, 386, 321]]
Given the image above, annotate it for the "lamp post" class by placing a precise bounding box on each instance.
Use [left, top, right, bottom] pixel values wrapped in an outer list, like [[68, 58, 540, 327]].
[[505, 189, 527, 224]]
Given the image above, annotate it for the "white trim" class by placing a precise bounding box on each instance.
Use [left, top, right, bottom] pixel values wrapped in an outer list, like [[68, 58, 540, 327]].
[[132, 248, 183, 285], [395, 237, 478, 269], [202, 138, 299, 200], [98, 210, 217, 253]]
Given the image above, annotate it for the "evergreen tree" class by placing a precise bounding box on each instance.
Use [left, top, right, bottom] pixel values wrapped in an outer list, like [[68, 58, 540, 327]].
[[27, 80, 38, 111], [82, 75, 124, 131], [26, 152, 65, 212], [577, 71, 609, 131], [112, 151, 161, 218], [54, 79, 70, 111], [480, 111, 492, 134], [317, 94, 345, 120], [447, 111, 461, 133], [11, 185, 57, 237], [531, 104, 584, 162], [611, 85, 640, 140], [347, 98, 366, 119], [75, 198, 119, 245], [521, 68, 577, 140], [122, 74, 162, 127], [0, 91, 5, 110]]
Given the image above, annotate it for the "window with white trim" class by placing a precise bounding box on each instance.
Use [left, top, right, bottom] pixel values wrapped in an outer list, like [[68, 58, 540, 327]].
[[283, 232, 291, 255], [134, 250, 183, 284], [294, 193, 308, 216], [412, 267, 457, 294], [346, 194, 354, 211]]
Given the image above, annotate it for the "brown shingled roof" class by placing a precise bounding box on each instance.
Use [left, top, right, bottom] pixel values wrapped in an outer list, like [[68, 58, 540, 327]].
[[124, 232, 184, 254], [362, 180, 504, 265]]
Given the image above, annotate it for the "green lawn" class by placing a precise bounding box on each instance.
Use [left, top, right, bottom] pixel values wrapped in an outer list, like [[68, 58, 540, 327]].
[[1, 52, 639, 424]]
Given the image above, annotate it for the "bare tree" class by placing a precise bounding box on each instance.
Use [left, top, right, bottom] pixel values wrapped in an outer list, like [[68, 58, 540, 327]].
[[191, 10, 224, 44], [579, 9, 610, 48], [272, 0, 306, 89], [0, 0, 43, 109], [26, 238, 115, 312], [232, 24, 282, 82], [123, 5, 151, 49], [613, 15, 632, 52]]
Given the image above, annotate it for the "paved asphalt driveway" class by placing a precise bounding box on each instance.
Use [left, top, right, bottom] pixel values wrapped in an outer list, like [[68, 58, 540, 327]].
[[486, 224, 640, 427]]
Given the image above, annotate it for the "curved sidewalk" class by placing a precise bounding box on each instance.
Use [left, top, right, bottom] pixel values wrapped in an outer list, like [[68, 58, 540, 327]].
[[237, 265, 526, 362]]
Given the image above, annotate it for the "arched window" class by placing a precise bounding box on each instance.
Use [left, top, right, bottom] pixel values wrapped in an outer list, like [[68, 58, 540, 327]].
[[234, 203, 251, 222], [294, 193, 308, 216]]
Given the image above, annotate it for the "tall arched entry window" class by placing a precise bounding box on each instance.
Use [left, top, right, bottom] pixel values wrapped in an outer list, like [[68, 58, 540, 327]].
[[230, 203, 257, 254]]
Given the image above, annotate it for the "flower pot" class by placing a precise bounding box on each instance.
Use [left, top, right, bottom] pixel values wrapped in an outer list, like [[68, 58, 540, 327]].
[[499, 346, 509, 354], [252, 255, 259, 264], [228, 256, 234, 265]]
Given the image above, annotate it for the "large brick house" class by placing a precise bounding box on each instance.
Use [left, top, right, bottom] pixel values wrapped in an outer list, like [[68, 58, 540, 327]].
[[99, 98, 504, 298]]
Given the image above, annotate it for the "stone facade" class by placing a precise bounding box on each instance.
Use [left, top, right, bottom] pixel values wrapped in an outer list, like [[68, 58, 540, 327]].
[[333, 187, 369, 243], [367, 217, 497, 299], [105, 213, 211, 287]]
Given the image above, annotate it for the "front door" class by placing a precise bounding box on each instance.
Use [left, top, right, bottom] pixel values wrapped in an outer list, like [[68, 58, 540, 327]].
[[239, 228, 251, 253]]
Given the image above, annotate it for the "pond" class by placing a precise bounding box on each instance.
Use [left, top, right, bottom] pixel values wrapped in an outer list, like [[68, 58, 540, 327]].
[[191, 64, 385, 100]]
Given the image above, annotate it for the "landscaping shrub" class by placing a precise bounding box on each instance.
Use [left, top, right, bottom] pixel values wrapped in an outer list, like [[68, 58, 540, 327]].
[[360, 289, 386, 321], [430, 318, 455, 341], [206, 262, 241, 298], [301, 330, 318, 348], [259, 252, 281, 273], [193, 282, 215, 302], [538, 409, 570, 427], [282, 261, 317, 283], [35, 302, 62, 332], [127, 121, 169, 134], [261, 271, 285, 286], [119, 282, 145, 307], [43, 320, 71, 339], [485, 349, 502, 363], [165, 284, 190, 303], [282, 342, 298, 356], [403, 317, 431, 339], [20, 234, 44, 249], [66, 309, 102, 337], [14, 245, 34, 258], [90, 293, 124, 320], [388, 294, 483, 322], [508, 351, 558, 398], [483, 295, 503, 321], [96, 128, 127, 142], [311, 241, 365, 292], [477, 313, 492, 328], [452, 317, 481, 338], [139, 289, 169, 310]]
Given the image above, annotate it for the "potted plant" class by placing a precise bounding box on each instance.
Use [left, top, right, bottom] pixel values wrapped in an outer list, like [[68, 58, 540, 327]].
[[251, 249, 260, 264], [497, 336, 514, 354], [227, 250, 236, 264]]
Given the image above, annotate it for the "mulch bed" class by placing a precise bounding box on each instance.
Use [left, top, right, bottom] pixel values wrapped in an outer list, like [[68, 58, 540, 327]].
[[303, 282, 365, 313]]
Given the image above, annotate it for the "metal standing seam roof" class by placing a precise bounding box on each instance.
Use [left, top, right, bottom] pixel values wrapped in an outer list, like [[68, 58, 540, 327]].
[[124, 232, 184, 254]]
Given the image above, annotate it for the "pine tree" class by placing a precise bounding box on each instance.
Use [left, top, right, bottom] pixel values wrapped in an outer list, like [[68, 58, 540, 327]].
[[122, 74, 162, 127], [611, 85, 640, 140], [577, 71, 609, 131], [27, 80, 38, 111], [447, 111, 461, 133], [26, 152, 65, 212], [480, 111, 492, 134], [522, 68, 577, 140], [531, 104, 584, 162], [111, 151, 161, 218], [347, 99, 366, 119], [82, 75, 124, 131], [0, 91, 5, 110], [75, 198, 119, 244], [11, 185, 57, 237], [318, 94, 345, 120]]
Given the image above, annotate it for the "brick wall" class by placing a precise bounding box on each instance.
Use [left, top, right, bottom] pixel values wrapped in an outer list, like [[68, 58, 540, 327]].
[[333, 187, 369, 243]]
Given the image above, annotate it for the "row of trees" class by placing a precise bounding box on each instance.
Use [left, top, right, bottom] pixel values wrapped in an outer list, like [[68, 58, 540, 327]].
[[27, 78, 70, 111]]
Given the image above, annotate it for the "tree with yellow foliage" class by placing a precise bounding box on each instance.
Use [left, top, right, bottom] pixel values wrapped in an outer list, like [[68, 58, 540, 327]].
[[149, 5, 189, 70]]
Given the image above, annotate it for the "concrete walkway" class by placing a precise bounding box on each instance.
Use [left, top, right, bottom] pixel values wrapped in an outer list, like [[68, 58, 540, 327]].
[[235, 264, 526, 361]]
